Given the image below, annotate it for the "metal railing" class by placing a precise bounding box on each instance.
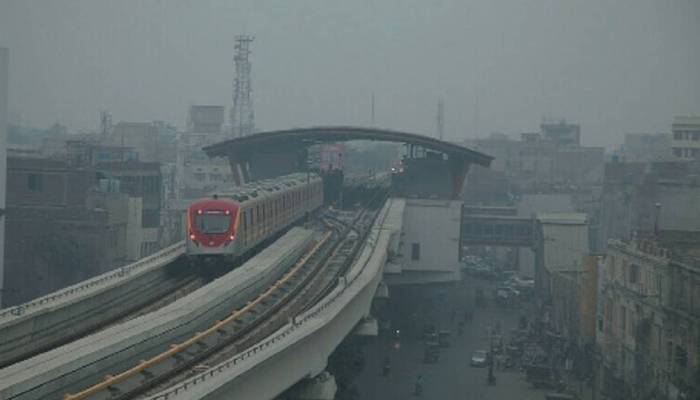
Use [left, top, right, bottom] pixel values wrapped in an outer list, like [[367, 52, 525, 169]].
[[64, 232, 330, 400], [147, 200, 392, 399], [0, 242, 185, 319]]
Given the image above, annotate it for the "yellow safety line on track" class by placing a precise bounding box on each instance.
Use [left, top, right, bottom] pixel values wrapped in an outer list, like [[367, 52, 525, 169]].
[[64, 231, 332, 400]]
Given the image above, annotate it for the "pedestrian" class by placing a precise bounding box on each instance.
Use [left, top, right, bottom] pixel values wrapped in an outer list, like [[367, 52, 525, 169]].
[[414, 375, 424, 396]]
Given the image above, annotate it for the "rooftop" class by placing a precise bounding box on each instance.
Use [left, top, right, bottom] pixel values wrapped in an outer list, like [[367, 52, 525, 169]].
[[203, 126, 493, 167], [672, 116, 700, 126], [536, 212, 587, 225]]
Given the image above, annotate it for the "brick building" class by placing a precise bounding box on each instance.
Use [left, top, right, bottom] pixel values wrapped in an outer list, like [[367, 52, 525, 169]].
[[96, 161, 162, 257], [597, 239, 700, 399], [2, 157, 124, 305]]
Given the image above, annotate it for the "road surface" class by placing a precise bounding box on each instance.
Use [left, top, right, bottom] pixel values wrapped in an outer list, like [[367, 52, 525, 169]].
[[354, 277, 551, 400]]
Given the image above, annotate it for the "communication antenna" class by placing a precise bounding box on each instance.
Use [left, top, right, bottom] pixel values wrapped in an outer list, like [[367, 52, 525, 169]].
[[99, 111, 112, 137], [230, 35, 255, 137]]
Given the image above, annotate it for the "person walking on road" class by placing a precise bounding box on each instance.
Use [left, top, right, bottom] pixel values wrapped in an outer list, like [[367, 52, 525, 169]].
[[414, 375, 424, 396], [382, 356, 391, 377]]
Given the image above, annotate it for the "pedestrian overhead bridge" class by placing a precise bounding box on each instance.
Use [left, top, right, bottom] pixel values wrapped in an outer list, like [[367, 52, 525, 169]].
[[461, 206, 538, 248]]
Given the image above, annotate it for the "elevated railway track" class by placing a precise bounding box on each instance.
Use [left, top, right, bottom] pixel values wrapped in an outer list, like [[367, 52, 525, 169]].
[[68, 190, 387, 400], [0, 186, 388, 400]]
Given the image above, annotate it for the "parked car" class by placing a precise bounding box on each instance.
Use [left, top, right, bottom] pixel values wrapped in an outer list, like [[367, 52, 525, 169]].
[[470, 350, 490, 367], [525, 364, 561, 389]]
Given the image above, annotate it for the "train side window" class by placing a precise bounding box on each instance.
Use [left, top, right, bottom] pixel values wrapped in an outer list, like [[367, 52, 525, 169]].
[[242, 211, 247, 229]]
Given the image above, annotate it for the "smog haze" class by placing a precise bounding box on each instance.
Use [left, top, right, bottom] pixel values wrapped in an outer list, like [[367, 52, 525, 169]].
[[1, 0, 699, 147]]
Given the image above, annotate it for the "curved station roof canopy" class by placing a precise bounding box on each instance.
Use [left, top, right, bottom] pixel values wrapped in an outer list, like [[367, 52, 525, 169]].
[[203, 126, 493, 167]]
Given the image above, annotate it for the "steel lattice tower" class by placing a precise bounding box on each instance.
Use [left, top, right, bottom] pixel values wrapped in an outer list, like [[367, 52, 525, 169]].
[[231, 35, 255, 137]]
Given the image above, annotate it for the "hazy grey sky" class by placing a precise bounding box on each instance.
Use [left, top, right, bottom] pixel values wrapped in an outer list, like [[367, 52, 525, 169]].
[[1, 0, 698, 148]]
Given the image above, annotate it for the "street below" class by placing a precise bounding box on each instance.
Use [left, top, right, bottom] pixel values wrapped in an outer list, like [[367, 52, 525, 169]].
[[354, 277, 553, 400]]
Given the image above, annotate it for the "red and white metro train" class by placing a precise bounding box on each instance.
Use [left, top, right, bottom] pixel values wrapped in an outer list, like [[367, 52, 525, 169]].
[[186, 172, 324, 261]]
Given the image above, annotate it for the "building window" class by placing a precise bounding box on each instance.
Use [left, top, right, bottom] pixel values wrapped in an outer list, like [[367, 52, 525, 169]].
[[411, 243, 420, 261], [673, 148, 683, 157], [142, 209, 160, 227], [693, 132, 700, 141], [674, 132, 682, 140], [675, 345, 688, 367], [27, 174, 42, 191], [620, 306, 627, 336], [193, 172, 205, 181], [629, 264, 640, 284]]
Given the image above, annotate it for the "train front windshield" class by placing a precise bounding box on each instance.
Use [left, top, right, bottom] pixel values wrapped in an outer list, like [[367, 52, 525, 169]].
[[195, 212, 232, 234]]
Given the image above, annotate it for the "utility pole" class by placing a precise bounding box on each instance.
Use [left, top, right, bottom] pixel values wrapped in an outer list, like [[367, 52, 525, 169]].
[[474, 90, 480, 139], [437, 99, 444, 141], [230, 35, 255, 138], [99, 111, 112, 137]]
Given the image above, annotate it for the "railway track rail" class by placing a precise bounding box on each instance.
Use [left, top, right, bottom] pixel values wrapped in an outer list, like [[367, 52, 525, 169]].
[[63, 191, 386, 400]]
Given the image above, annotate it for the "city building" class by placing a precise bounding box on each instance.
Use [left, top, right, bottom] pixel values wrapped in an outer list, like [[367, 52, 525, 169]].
[[2, 157, 128, 305], [66, 139, 138, 165], [105, 122, 161, 162], [671, 116, 700, 160], [598, 239, 700, 400], [516, 194, 577, 277], [549, 255, 599, 347], [621, 133, 672, 162], [188, 105, 225, 135], [599, 161, 700, 250], [179, 153, 235, 199], [536, 212, 589, 302], [464, 125, 603, 194], [384, 199, 463, 285], [541, 119, 581, 147], [0, 47, 7, 306], [553, 146, 605, 186], [96, 161, 163, 257]]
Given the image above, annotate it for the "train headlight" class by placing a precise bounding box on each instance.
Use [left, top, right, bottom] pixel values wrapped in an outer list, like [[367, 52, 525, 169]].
[[229, 234, 235, 240], [189, 233, 196, 240]]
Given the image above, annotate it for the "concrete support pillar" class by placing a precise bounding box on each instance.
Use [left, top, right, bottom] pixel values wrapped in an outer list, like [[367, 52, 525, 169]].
[[354, 316, 378, 336], [289, 371, 337, 400], [374, 281, 389, 299], [0, 48, 7, 307]]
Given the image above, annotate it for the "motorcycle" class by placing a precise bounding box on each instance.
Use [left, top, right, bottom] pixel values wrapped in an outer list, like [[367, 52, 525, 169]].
[[414, 382, 423, 396]]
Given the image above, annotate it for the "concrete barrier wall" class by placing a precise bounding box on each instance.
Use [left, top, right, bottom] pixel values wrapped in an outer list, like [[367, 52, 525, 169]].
[[0, 242, 186, 367], [0, 228, 314, 400], [147, 199, 402, 400]]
